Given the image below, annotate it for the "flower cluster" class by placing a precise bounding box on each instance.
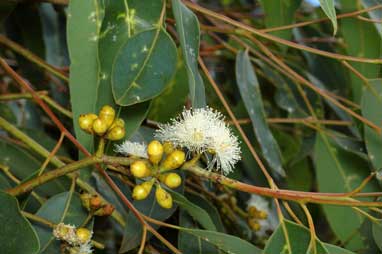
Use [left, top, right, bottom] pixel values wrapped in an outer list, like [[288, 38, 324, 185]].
[[154, 107, 241, 175], [246, 195, 278, 238], [53, 223, 93, 254]]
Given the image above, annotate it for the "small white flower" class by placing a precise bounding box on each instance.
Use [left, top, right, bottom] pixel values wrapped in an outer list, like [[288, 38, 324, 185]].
[[78, 242, 93, 254], [247, 195, 278, 238], [114, 141, 148, 158], [53, 223, 78, 245], [155, 107, 241, 175]]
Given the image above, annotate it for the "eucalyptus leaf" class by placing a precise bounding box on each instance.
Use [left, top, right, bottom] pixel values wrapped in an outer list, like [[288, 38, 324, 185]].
[[318, 0, 337, 35], [171, 0, 206, 108], [236, 50, 285, 178], [0, 191, 40, 254]]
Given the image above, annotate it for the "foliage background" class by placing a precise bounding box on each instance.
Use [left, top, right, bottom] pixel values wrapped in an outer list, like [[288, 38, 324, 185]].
[[0, 0, 382, 253]]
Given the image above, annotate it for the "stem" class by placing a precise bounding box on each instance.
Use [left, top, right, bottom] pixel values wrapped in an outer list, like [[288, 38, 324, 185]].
[[182, 165, 382, 207], [0, 35, 69, 82], [6, 156, 100, 196]]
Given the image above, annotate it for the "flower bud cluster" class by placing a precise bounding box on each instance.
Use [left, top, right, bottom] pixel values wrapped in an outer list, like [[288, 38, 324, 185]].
[[78, 105, 125, 141], [116, 140, 186, 209], [80, 193, 115, 217]]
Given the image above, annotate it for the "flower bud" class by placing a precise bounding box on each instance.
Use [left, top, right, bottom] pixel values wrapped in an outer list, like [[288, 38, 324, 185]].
[[80, 193, 92, 211], [161, 150, 185, 170], [163, 141, 174, 154], [94, 204, 115, 216], [78, 114, 97, 133], [90, 195, 102, 210], [99, 105, 115, 129], [130, 160, 151, 178], [163, 173, 182, 189], [155, 185, 173, 209], [141, 180, 154, 193], [110, 118, 125, 129], [75, 228, 92, 244], [147, 140, 163, 164], [106, 126, 125, 141], [132, 184, 150, 200], [92, 118, 108, 135]]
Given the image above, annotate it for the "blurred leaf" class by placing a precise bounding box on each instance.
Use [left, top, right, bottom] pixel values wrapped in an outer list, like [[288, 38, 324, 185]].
[[314, 133, 378, 249], [0, 173, 11, 189], [361, 0, 382, 38], [236, 50, 285, 177], [148, 60, 188, 122], [259, 0, 302, 41], [372, 220, 382, 251], [178, 209, 220, 254], [67, 0, 101, 155], [361, 79, 382, 170], [0, 0, 16, 23], [0, 140, 68, 197], [0, 102, 16, 124], [178, 226, 262, 254], [112, 28, 177, 106], [0, 191, 40, 254], [172, 0, 206, 108], [169, 190, 217, 231], [318, 0, 337, 35], [285, 158, 313, 191], [339, 1, 381, 102], [33, 192, 88, 253], [323, 244, 356, 253]]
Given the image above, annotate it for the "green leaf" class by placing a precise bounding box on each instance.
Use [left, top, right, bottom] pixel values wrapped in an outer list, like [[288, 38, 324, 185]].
[[169, 190, 217, 231], [318, 0, 337, 35], [33, 192, 88, 253], [178, 226, 262, 254], [361, 0, 382, 38], [339, 1, 381, 102], [235, 50, 285, 177], [148, 60, 188, 122], [361, 79, 382, 170], [372, 220, 382, 251], [0, 140, 68, 197], [323, 244, 356, 254], [178, 209, 220, 254], [185, 192, 225, 232], [259, 0, 302, 41], [171, 0, 206, 108], [314, 132, 378, 248], [0, 191, 40, 254], [67, 0, 101, 155], [112, 28, 177, 106]]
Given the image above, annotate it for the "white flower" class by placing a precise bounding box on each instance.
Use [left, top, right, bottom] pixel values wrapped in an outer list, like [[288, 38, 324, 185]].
[[53, 223, 78, 245], [78, 242, 93, 254], [155, 107, 241, 175], [247, 195, 278, 238], [114, 141, 148, 158]]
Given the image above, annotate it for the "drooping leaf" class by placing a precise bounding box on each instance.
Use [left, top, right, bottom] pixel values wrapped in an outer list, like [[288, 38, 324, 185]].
[[0, 191, 40, 254], [178, 226, 262, 254], [171, 0, 206, 108], [339, 1, 381, 102], [361, 79, 382, 170], [235, 50, 285, 177], [33, 192, 88, 253], [259, 0, 302, 41], [314, 132, 378, 249], [318, 0, 337, 35], [67, 0, 101, 156], [112, 28, 177, 106], [169, 190, 216, 231]]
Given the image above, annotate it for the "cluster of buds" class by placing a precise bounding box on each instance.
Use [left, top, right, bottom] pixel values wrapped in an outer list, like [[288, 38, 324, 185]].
[[127, 140, 186, 209], [53, 223, 93, 254], [80, 193, 115, 217], [78, 105, 125, 141], [247, 206, 268, 232]]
